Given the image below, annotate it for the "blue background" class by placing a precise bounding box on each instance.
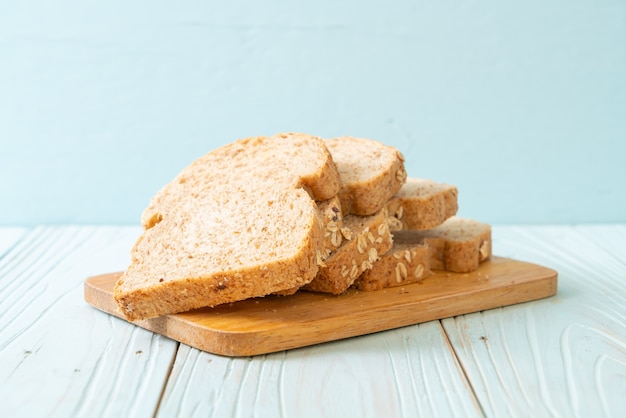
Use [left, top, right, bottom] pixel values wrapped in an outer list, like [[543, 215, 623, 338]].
[[1, 1, 625, 226]]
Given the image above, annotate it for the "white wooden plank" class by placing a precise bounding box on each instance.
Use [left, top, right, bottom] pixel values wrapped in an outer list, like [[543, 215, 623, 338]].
[[0, 227, 28, 258], [157, 321, 482, 418], [0, 226, 178, 418], [442, 225, 626, 418], [3, 225, 622, 417]]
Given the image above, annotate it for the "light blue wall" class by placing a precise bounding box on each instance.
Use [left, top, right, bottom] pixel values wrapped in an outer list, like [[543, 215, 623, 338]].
[[1, 1, 625, 225]]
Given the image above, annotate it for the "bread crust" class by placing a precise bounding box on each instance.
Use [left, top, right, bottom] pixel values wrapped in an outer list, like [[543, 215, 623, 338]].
[[304, 208, 393, 294], [354, 243, 431, 291]]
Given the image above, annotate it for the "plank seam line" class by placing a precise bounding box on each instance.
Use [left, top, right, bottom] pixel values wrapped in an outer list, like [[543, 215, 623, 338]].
[[437, 319, 487, 418], [152, 341, 181, 418]]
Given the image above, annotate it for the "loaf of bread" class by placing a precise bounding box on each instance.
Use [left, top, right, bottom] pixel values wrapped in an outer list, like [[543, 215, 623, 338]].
[[116, 132, 494, 318], [326, 136, 406, 216], [393, 217, 491, 273], [304, 208, 393, 294], [386, 178, 458, 231], [114, 133, 341, 320]]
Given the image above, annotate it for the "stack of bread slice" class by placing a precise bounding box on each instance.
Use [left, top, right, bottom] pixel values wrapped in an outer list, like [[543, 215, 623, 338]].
[[114, 133, 492, 321], [303, 136, 492, 294]]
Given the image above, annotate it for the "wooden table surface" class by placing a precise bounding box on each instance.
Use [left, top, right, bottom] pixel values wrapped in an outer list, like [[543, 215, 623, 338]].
[[0, 225, 624, 417]]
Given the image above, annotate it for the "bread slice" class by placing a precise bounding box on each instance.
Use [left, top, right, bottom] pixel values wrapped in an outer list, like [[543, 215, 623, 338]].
[[393, 217, 491, 273], [304, 208, 393, 294], [115, 133, 341, 320], [353, 243, 431, 291], [326, 136, 406, 216], [386, 178, 458, 231]]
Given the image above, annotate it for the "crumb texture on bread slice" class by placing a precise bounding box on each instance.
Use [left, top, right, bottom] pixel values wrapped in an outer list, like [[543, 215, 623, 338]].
[[393, 217, 491, 273], [142, 133, 340, 230], [115, 133, 341, 321], [326, 137, 406, 216]]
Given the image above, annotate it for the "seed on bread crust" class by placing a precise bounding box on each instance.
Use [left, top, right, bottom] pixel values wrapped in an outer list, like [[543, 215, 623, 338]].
[[396, 168, 407, 183], [398, 262, 408, 279], [341, 265, 349, 277], [357, 235, 367, 254], [387, 216, 402, 232], [316, 249, 327, 267], [396, 206, 404, 219], [368, 247, 378, 263], [350, 259, 359, 279], [350, 267, 359, 279], [479, 240, 490, 260], [414, 264, 424, 279], [395, 262, 408, 283]]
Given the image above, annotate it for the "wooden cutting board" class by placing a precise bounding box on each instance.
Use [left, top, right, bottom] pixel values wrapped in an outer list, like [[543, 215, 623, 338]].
[[84, 256, 557, 357]]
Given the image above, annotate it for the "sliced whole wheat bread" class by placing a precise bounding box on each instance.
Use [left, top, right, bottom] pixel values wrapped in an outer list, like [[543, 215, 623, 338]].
[[353, 242, 431, 291], [304, 208, 393, 294], [326, 136, 406, 216], [393, 217, 492, 273], [115, 133, 341, 320], [386, 178, 458, 231]]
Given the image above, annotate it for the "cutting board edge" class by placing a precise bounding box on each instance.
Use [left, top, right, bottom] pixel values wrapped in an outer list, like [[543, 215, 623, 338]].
[[83, 257, 558, 357]]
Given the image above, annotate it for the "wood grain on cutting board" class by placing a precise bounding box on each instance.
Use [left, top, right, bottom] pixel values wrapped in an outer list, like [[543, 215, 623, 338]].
[[84, 256, 557, 356]]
